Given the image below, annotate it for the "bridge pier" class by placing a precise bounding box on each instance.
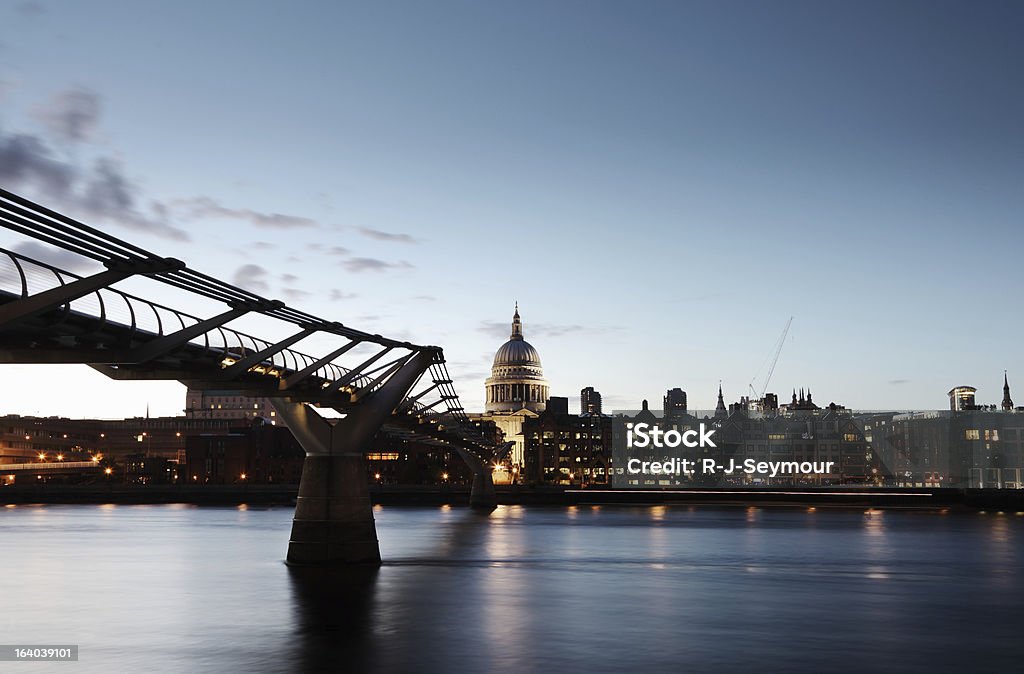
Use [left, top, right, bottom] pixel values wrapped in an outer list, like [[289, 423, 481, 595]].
[[288, 454, 380, 564], [470, 470, 497, 510], [272, 351, 435, 566], [452, 447, 497, 510]]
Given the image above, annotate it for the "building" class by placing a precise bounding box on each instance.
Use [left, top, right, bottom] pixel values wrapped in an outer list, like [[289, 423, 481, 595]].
[[484, 304, 549, 413], [948, 386, 978, 412], [523, 397, 612, 485], [184, 389, 284, 426], [184, 418, 305, 484], [664, 388, 687, 420], [476, 304, 550, 472], [613, 393, 881, 488], [581, 387, 603, 415], [0, 414, 234, 466]]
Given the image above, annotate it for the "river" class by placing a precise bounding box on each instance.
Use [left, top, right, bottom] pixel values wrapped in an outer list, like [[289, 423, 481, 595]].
[[2, 504, 1022, 673]]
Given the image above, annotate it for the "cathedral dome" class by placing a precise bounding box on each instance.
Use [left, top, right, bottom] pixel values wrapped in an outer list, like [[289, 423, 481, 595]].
[[484, 304, 549, 413], [493, 336, 542, 368]]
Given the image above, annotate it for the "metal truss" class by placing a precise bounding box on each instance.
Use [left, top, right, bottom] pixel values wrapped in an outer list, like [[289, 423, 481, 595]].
[[0, 187, 495, 456]]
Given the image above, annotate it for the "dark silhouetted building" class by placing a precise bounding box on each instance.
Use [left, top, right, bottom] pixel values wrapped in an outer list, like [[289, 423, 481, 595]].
[[524, 396, 612, 485], [581, 387, 602, 415], [664, 388, 687, 418]]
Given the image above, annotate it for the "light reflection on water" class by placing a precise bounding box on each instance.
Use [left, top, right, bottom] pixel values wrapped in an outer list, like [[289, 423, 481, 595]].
[[2, 504, 1023, 673]]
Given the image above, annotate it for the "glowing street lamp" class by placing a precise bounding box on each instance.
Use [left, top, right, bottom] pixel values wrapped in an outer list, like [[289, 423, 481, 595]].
[[37, 452, 46, 462], [104, 467, 112, 475], [240, 473, 247, 481], [56, 454, 64, 462]]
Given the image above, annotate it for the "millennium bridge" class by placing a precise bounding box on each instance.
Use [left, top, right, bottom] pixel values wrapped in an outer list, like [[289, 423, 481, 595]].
[[0, 187, 509, 565]]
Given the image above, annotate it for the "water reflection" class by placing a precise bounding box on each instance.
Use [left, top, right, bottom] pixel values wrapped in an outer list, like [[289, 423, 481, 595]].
[[4, 505, 1024, 673], [287, 565, 379, 672]]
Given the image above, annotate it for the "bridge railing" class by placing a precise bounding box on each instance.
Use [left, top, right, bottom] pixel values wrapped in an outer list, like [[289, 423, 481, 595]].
[[0, 246, 367, 387], [0, 187, 492, 452]]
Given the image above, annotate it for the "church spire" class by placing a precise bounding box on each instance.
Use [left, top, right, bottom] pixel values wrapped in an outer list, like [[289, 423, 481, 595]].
[[1003, 370, 1014, 411], [715, 382, 727, 417], [510, 302, 523, 340]]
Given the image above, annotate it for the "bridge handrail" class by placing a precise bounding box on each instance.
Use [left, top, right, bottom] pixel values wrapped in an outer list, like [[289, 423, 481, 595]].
[[0, 187, 486, 447]]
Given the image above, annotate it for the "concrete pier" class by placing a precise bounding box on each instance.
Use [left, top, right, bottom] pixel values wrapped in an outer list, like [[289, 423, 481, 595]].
[[287, 455, 381, 565], [272, 351, 435, 566], [469, 469, 497, 510]]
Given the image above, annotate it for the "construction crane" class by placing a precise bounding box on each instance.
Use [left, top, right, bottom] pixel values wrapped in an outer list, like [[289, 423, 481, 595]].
[[748, 317, 794, 400]]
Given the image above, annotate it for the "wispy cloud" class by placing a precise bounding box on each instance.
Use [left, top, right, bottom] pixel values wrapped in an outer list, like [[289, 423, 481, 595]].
[[232, 264, 270, 292], [16, 1, 45, 17], [173, 196, 316, 229], [329, 289, 357, 301], [477, 320, 597, 340], [282, 288, 310, 301], [0, 128, 189, 240], [33, 87, 100, 143], [0, 130, 75, 195], [356, 226, 418, 244], [343, 257, 413, 273], [888, 379, 910, 385]]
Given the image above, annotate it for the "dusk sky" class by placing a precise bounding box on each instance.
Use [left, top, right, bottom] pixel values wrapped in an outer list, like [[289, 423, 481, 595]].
[[1, 0, 1022, 417]]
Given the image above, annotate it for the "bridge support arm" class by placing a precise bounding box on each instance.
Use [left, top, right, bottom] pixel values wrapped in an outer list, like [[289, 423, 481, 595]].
[[272, 349, 436, 565]]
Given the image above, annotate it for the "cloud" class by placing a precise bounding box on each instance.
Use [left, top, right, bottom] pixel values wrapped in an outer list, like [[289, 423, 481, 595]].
[[414, 295, 436, 302], [342, 257, 413, 273], [232, 264, 269, 292], [16, 1, 45, 16], [306, 243, 349, 256], [34, 88, 100, 143], [477, 320, 591, 340], [281, 273, 298, 283], [329, 289, 357, 301], [888, 379, 910, 385], [356, 226, 418, 244], [173, 196, 316, 229], [0, 128, 189, 241], [9, 240, 97, 274], [251, 241, 274, 250], [79, 158, 188, 240], [282, 288, 310, 301], [0, 130, 75, 196]]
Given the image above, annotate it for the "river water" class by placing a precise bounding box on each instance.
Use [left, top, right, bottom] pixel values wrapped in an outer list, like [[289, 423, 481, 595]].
[[2, 503, 1022, 673]]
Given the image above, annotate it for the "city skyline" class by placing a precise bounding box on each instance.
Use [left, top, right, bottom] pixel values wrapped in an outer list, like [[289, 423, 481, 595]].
[[1, 1, 1022, 417]]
